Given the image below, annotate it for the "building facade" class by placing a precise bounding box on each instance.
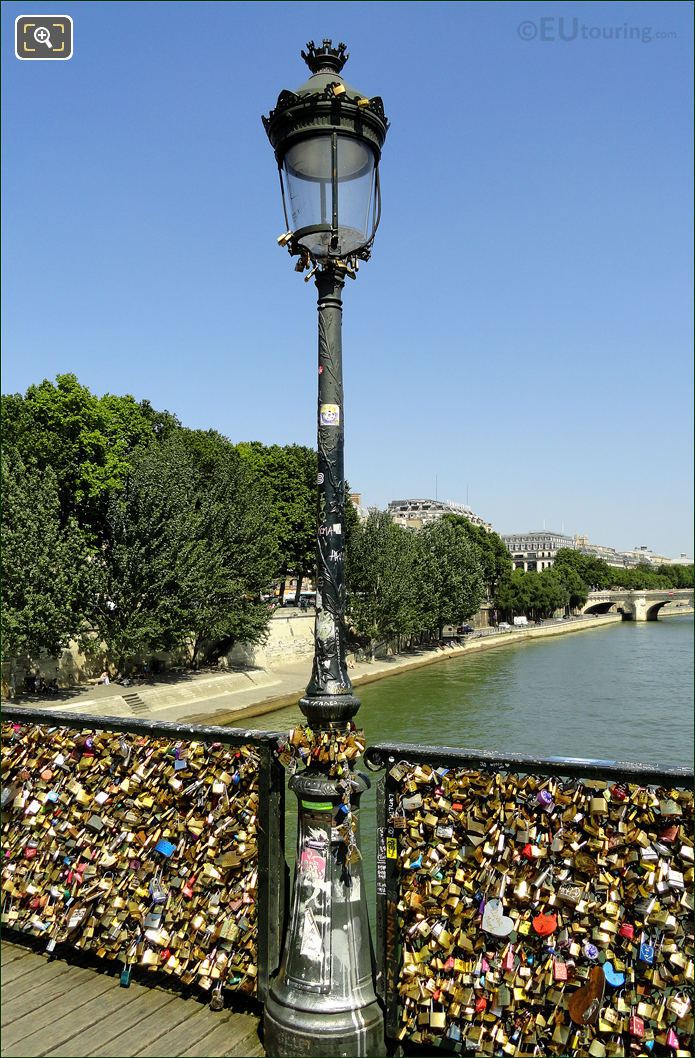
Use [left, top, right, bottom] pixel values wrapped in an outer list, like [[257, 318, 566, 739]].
[[388, 498, 492, 532], [501, 530, 574, 571]]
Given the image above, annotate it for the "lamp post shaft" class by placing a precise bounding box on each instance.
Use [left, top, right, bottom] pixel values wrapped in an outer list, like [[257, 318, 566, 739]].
[[304, 267, 356, 710], [263, 265, 384, 1057]]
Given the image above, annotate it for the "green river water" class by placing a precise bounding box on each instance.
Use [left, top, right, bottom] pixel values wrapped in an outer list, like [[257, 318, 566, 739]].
[[262, 615, 694, 919]]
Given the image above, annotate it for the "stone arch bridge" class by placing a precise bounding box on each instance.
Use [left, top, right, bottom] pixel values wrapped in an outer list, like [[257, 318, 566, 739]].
[[582, 588, 694, 622]]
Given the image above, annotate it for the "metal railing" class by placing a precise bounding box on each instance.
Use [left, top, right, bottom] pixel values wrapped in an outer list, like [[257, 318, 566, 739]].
[[1, 705, 288, 1002], [364, 741, 694, 1050]]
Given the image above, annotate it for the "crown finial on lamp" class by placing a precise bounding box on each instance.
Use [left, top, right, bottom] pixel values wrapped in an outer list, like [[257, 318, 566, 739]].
[[301, 39, 349, 75]]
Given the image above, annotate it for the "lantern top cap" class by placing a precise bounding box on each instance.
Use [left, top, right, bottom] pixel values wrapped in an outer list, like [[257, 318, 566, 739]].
[[301, 39, 349, 76]]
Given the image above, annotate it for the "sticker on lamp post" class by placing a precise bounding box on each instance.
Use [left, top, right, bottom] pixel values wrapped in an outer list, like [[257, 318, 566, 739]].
[[319, 403, 340, 426]]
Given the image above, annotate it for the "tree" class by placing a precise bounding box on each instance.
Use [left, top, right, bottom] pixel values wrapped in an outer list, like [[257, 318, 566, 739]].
[[1, 451, 95, 662], [441, 515, 512, 599], [237, 442, 316, 602], [420, 518, 485, 638], [552, 560, 589, 611], [553, 549, 611, 592], [346, 511, 430, 655], [657, 563, 694, 589], [1, 374, 179, 542], [494, 568, 568, 621], [93, 434, 277, 672], [494, 569, 530, 621]]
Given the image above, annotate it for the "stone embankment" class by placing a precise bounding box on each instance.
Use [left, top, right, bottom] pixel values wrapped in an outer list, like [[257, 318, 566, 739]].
[[10, 613, 622, 726]]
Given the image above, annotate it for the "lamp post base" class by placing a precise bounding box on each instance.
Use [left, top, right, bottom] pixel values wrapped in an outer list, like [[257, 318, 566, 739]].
[[264, 988, 385, 1058], [262, 769, 385, 1058]]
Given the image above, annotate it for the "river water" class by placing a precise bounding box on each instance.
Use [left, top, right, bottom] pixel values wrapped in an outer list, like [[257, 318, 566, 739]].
[[262, 615, 693, 918]]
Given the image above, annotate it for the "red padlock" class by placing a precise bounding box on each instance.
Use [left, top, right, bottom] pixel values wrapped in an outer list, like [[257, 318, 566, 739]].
[[629, 1013, 645, 1038], [182, 875, 197, 899], [619, 922, 635, 939], [659, 825, 679, 845], [611, 783, 628, 801], [161, 948, 171, 962], [475, 997, 487, 1014]]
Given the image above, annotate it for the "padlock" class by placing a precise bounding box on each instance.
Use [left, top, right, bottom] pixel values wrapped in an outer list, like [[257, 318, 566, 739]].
[[639, 932, 655, 964], [209, 984, 224, 1011]]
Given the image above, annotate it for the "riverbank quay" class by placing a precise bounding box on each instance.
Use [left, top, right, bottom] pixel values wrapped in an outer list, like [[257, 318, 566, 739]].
[[7, 613, 622, 725], [1, 940, 265, 1058]]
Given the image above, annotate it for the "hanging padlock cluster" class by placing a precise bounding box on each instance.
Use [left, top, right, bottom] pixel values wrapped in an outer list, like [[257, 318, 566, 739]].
[[387, 762, 694, 1056], [1, 722, 262, 1002], [276, 723, 366, 778], [276, 723, 367, 863]]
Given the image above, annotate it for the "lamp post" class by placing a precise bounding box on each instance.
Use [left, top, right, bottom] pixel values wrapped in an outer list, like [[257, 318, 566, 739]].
[[262, 40, 388, 1057]]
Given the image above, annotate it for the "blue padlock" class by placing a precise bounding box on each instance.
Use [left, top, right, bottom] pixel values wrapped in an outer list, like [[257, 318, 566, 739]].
[[639, 934, 655, 964], [154, 838, 176, 858], [120, 965, 132, 988]]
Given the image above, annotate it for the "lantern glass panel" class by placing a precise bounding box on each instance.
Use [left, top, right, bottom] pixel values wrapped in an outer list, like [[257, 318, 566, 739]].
[[283, 133, 376, 258]]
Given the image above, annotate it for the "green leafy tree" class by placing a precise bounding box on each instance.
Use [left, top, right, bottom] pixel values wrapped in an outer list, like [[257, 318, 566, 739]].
[[553, 549, 611, 592], [94, 434, 277, 672], [237, 442, 316, 602], [1, 451, 95, 662], [494, 569, 530, 621], [495, 568, 567, 621], [656, 563, 694, 589], [346, 511, 430, 655], [441, 515, 512, 599], [1, 374, 179, 541], [420, 518, 485, 638]]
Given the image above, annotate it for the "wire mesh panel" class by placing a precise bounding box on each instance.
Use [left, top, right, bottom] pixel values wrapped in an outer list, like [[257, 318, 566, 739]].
[[366, 743, 694, 1056], [1, 707, 287, 1003]]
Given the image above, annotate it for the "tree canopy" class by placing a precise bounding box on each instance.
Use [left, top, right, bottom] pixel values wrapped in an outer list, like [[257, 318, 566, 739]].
[[92, 433, 277, 671], [237, 442, 316, 602], [1, 374, 179, 542], [1, 450, 95, 661]]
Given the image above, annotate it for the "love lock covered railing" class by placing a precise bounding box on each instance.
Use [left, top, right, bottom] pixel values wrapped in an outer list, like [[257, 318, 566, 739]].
[[1, 706, 288, 1006], [364, 742, 694, 1057]]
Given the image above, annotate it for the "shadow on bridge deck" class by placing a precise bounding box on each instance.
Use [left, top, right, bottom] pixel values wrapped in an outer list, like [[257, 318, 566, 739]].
[[1, 940, 265, 1058]]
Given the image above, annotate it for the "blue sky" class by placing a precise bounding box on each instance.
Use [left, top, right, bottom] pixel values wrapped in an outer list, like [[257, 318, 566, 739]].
[[2, 1, 693, 556]]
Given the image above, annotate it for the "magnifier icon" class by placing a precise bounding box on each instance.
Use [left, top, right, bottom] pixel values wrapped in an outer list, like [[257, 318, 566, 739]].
[[34, 26, 53, 48]]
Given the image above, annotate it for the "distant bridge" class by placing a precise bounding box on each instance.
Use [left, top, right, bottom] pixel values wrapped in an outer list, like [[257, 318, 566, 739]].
[[582, 588, 694, 622]]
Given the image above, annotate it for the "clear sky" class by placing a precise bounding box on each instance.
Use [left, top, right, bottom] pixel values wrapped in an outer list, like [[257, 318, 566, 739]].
[[2, 1, 693, 557]]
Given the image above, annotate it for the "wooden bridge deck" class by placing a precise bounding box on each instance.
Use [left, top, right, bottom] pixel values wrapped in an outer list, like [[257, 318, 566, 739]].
[[1, 940, 264, 1058]]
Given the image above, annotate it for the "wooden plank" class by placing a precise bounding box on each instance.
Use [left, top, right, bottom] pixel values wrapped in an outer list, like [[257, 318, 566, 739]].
[[1, 942, 35, 966], [178, 1013, 261, 1058], [1, 964, 96, 1027], [74, 990, 177, 1058], [1, 968, 114, 1049], [0, 943, 264, 1058], [0, 950, 45, 983], [134, 1004, 237, 1058], [222, 1020, 265, 1058], [1, 958, 73, 1003], [86, 991, 198, 1056], [8, 974, 146, 1058]]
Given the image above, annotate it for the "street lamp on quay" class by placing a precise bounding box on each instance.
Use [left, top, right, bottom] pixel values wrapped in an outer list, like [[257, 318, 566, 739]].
[[261, 40, 388, 1058]]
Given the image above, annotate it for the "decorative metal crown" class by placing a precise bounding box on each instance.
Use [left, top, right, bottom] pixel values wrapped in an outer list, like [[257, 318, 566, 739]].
[[301, 39, 349, 75]]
